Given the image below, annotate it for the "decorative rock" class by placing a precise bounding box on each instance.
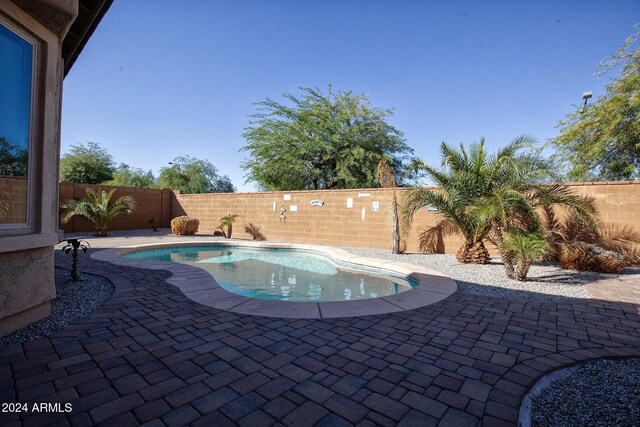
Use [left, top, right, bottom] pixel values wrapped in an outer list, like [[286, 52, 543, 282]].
[[0, 269, 113, 346], [528, 358, 640, 426]]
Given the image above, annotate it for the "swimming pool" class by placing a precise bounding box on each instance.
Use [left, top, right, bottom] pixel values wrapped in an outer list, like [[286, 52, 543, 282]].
[[92, 240, 457, 318], [124, 245, 415, 302]]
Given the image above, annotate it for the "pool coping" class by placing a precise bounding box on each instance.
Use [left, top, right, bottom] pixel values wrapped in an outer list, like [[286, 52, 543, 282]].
[[91, 240, 457, 319]]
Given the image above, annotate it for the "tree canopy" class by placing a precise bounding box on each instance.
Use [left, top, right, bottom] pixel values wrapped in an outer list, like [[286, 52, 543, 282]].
[[60, 141, 115, 184], [102, 163, 156, 188], [551, 26, 640, 181], [240, 86, 413, 190], [0, 137, 28, 176], [157, 156, 235, 194]]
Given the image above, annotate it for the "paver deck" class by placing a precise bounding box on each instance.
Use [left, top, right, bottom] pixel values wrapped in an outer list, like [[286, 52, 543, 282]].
[[92, 241, 456, 318], [1, 244, 640, 426]]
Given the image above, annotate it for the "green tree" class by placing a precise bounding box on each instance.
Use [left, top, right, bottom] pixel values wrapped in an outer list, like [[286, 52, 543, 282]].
[[241, 86, 413, 190], [157, 156, 235, 194], [551, 26, 640, 181], [0, 136, 28, 176], [102, 163, 156, 188], [60, 141, 115, 184], [60, 188, 135, 236]]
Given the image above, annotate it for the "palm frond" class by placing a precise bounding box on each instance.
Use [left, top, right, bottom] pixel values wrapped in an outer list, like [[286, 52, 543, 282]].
[[60, 189, 135, 235]]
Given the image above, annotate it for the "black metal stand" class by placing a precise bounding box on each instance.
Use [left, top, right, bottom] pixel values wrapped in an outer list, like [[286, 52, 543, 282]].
[[59, 237, 90, 282]]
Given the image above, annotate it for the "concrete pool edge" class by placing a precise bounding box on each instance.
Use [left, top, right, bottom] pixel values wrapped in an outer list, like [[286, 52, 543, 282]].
[[91, 240, 457, 319]]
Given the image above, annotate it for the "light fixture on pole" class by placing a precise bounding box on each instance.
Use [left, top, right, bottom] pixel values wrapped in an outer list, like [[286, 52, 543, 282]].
[[579, 91, 592, 113]]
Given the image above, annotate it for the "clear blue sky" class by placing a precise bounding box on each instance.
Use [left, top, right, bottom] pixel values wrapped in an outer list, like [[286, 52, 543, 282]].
[[1, 24, 32, 150], [61, 1, 640, 192]]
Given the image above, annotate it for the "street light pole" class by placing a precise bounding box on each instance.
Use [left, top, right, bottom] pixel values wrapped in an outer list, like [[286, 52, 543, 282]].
[[579, 91, 592, 113], [168, 161, 186, 171], [579, 91, 592, 149]]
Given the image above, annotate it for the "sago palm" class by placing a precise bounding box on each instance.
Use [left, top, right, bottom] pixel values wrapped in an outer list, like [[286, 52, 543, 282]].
[[61, 189, 135, 236]]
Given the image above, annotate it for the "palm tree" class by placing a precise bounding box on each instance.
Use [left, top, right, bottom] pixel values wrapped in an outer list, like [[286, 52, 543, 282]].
[[471, 186, 535, 276], [402, 137, 535, 263], [402, 135, 598, 272], [473, 183, 598, 279], [218, 213, 238, 238], [377, 160, 403, 254], [61, 189, 135, 236], [502, 228, 550, 281], [244, 223, 266, 240]]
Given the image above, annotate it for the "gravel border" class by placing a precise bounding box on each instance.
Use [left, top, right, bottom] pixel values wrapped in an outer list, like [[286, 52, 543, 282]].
[[527, 358, 640, 426], [343, 248, 640, 301], [0, 268, 114, 347]]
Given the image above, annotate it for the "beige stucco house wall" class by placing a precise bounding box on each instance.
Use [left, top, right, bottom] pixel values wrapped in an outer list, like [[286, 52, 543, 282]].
[[0, 0, 79, 335]]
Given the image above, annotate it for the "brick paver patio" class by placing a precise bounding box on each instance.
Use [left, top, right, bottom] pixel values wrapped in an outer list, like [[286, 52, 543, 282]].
[[1, 249, 639, 426]]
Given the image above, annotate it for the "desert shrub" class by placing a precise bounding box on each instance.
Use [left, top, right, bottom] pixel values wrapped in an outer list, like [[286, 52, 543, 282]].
[[560, 242, 625, 273], [245, 223, 266, 240], [171, 216, 199, 235]]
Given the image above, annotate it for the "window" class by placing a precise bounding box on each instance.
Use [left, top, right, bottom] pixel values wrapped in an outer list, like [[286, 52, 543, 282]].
[[0, 21, 33, 225]]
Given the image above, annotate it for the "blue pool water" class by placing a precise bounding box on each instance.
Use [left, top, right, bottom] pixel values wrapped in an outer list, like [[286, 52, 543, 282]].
[[124, 246, 415, 302]]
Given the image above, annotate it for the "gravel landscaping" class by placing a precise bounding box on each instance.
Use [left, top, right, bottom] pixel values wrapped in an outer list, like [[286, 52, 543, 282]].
[[343, 247, 640, 301], [529, 358, 640, 427], [0, 268, 113, 347]]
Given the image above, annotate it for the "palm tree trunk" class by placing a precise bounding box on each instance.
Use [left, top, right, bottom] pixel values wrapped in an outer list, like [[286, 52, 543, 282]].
[[492, 223, 515, 279], [391, 195, 400, 254], [456, 241, 491, 264], [515, 259, 530, 281]]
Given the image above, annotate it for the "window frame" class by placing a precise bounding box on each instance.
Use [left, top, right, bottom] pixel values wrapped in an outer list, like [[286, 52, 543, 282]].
[[0, 15, 38, 234]]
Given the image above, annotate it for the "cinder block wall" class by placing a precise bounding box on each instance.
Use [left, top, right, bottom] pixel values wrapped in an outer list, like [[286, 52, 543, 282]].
[[568, 182, 640, 228], [0, 176, 28, 224], [565, 181, 640, 261], [2, 178, 632, 257], [58, 182, 172, 233], [173, 182, 640, 259], [171, 187, 471, 252]]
